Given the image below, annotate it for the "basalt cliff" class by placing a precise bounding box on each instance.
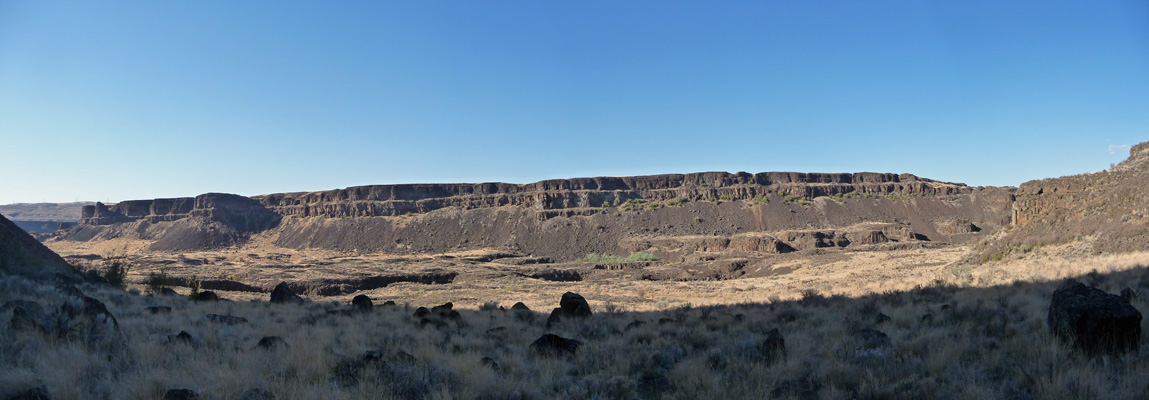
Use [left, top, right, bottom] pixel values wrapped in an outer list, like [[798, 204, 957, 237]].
[[985, 141, 1149, 260], [63, 171, 1016, 260]]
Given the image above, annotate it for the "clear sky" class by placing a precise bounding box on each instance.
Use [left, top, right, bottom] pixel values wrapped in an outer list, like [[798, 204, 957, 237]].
[[1, 1, 1147, 204]]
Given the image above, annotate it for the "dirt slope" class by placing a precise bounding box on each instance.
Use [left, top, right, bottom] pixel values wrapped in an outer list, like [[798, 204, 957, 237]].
[[0, 213, 80, 281]]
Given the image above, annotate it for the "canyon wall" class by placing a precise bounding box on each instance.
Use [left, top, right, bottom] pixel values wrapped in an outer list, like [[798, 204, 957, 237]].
[[984, 141, 1149, 260], [68, 171, 1016, 257]]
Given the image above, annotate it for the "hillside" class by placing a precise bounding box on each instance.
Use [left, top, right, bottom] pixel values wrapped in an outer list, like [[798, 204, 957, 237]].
[[0, 213, 80, 281]]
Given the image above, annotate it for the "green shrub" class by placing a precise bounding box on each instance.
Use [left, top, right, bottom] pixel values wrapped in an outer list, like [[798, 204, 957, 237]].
[[102, 259, 130, 289], [144, 269, 175, 294]]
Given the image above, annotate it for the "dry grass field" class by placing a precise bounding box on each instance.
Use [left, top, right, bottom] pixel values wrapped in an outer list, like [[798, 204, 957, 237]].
[[3, 259, 1149, 399], [2, 232, 1147, 399]]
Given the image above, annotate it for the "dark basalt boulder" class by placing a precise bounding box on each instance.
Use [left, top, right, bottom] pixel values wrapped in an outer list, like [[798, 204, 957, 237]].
[[238, 388, 274, 400], [58, 296, 119, 341], [7, 386, 51, 400], [188, 291, 219, 302], [760, 328, 786, 364], [1048, 279, 1142, 355], [480, 356, 500, 371], [431, 302, 453, 316], [270, 282, 304, 305], [559, 292, 592, 318], [530, 334, 583, 357], [165, 331, 197, 346], [511, 302, 530, 311], [351, 295, 373, 312], [205, 314, 248, 325], [256, 336, 288, 350], [413, 307, 430, 318], [163, 389, 199, 400]]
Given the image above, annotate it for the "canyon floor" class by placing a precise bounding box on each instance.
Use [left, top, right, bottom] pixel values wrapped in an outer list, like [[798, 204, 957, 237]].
[[43, 231, 1149, 313]]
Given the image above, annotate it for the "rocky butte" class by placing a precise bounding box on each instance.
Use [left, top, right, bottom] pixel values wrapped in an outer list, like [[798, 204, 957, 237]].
[[64, 171, 1016, 261]]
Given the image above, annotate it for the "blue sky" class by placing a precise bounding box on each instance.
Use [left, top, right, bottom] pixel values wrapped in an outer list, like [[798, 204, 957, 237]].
[[1, 1, 1147, 203]]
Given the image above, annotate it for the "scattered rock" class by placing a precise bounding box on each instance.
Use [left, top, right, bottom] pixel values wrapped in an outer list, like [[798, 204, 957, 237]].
[[851, 328, 891, 358], [205, 314, 248, 325], [1048, 279, 1142, 354], [326, 309, 355, 317], [733, 314, 746, 323], [480, 356, 500, 371], [546, 308, 563, 327], [147, 306, 172, 314], [11, 306, 46, 333], [58, 285, 84, 299], [238, 388, 274, 400], [413, 307, 430, 318], [163, 389, 199, 400], [511, 302, 530, 311], [57, 296, 119, 341], [167, 331, 197, 346], [419, 317, 449, 330], [158, 288, 179, 296], [1121, 287, 1137, 302], [874, 313, 891, 324], [256, 336, 287, 350], [760, 328, 786, 364], [382, 300, 396, 307], [530, 334, 582, 357], [625, 320, 647, 331], [351, 295, 373, 312], [658, 318, 678, 325], [189, 291, 219, 302], [270, 282, 304, 305], [431, 302, 453, 316], [7, 386, 50, 400]]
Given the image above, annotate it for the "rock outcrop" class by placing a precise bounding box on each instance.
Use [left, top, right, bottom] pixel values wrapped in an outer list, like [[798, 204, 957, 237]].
[[990, 140, 1149, 258]]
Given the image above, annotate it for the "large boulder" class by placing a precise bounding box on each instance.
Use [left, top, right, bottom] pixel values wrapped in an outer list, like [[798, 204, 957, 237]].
[[1048, 279, 1142, 354], [559, 292, 592, 318], [56, 296, 119, 342], [351, 295, 373, 312], [163, 389, 199, 400], [270, 282, 304, 305]]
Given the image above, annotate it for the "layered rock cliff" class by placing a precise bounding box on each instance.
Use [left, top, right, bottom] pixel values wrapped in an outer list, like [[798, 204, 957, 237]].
[[986, 141, 1149, 260], [66, 171, 1016, 258]]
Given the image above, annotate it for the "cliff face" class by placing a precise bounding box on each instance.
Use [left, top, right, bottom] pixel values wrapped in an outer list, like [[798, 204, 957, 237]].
[[987, 141, 1149, 260], [67, 171, 1016, 257], [255, 172, 973, 218]]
